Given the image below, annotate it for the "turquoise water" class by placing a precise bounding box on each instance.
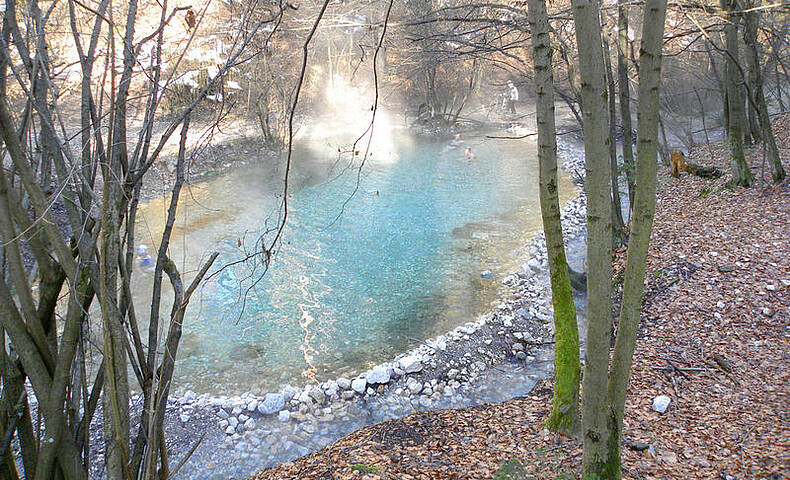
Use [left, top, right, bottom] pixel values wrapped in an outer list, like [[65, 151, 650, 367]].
[[134, 131, 575, 393]]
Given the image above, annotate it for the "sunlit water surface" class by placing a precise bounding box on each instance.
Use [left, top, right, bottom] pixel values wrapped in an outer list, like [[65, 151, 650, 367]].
[[132, 130, 576, 393]]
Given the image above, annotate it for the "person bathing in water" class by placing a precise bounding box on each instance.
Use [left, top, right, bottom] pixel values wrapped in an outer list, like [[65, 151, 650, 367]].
[[441, 133, 463, 155], [465, 146, 475, 160]]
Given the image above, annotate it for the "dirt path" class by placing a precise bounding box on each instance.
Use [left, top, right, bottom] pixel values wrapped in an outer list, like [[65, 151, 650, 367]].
[[246, 116, 790, 480]]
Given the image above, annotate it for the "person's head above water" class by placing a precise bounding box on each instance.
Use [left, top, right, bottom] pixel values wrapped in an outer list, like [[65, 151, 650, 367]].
[[455, 133, 462, 141]]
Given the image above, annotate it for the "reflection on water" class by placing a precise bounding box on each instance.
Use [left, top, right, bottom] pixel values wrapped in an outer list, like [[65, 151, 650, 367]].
[[132, 130, 576, 394]]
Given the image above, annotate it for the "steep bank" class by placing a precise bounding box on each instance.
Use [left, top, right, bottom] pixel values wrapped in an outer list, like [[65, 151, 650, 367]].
[[249, 116, 790, 479]]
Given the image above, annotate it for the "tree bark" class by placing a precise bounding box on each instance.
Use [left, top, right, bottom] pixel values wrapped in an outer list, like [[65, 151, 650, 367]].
[[570, 0, 614, 474], [617, 0, 635, 212], [741, 0, 785, 183], [527, 0, 581, 436], [602, 19, 627, 243], [605, 0, 667, 475], [722, 0, 754, 187]]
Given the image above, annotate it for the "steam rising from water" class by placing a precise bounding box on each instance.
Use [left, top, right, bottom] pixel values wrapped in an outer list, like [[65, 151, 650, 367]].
[[300, 73, 399, 164]]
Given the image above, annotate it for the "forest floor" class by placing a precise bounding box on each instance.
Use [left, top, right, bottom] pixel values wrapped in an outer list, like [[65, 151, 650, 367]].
[[246, 116, 790, 480]]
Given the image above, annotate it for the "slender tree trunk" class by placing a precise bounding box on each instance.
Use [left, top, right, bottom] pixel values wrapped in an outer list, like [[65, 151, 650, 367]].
[[527, 0, 581, 436], [722, 0, 754, 187], [570, 0, 614, 474], [741, 0, 785, 183], [604, 0, 667, 475], [602, 20, 626, 241], [617, 0, 635, 212]]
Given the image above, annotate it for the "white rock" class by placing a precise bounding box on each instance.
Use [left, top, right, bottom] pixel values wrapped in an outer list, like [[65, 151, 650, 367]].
[[398, 355, 423, 374], [239, 414, 249, 422], [228, 417, 239, 428], [179, 414, 190, 423], [528, 258, 541, 272], [323, 380, 338, 395], [406, 379, 423, 394], [218, 409, 229, 419], [366, 365, 391, 384], [278, 410, 291, 422], [246, 400, 258, 412], [218, 419, 228, 429], [652, 395, 671, 413], [179, 391, 196, 405], [337, 377, 351, 390], [308, 387, 326, 404], [225, 425, 236, 435], [244, 418, 256, 430], [351, 378, 367, 394], [257, 393, 286, 415], [282, 385, 299, 401]]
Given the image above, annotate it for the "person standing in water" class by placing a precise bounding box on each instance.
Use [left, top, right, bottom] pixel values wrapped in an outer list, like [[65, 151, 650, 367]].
[[506, 80, 518, 114], [136, 244, 153, 270], [465, 146, 475, 160]]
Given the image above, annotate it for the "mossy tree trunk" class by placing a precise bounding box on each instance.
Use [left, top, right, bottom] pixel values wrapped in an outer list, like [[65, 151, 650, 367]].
[[527, 0, 581, 436], [570, 0, 615, 474], [722, 0, 755, 187], [604, 0, 667, 474]]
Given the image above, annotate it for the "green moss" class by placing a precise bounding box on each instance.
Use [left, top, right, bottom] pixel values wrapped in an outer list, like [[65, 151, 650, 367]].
[[546, 255, 581, 436], [493, 458, 528, 480], [350, 464, 380, 473]]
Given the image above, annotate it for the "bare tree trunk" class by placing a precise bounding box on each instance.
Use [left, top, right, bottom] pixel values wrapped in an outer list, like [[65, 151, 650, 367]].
[[617, 0, 636, 212], [602, 19, 627, 242], [570, 0, 614, 474], [741, 0, 785, 183], [605, 0, 667, 475], [722, 0, 754, 187], [527, 0, 581, 436]]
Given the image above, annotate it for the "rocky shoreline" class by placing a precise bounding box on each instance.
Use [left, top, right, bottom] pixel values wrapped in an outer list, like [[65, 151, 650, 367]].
[[121, 135, 590, 480]]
